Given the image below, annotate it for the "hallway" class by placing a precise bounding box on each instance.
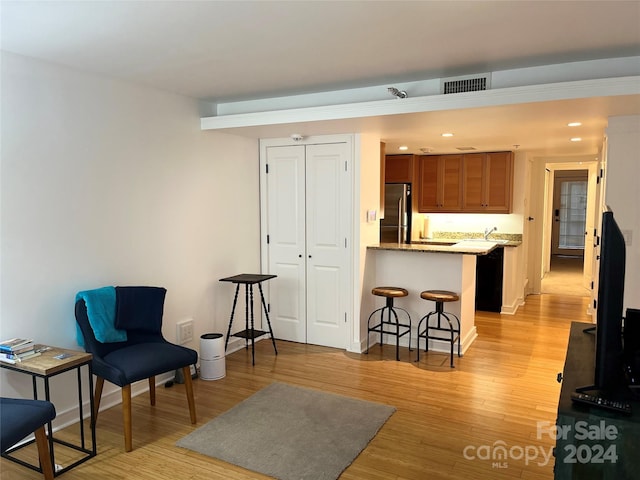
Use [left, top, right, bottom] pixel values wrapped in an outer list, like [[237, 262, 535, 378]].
[[541, 255, 590, 297]]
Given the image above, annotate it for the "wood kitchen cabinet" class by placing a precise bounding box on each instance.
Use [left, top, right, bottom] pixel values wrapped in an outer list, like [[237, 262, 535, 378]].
[[418, 151, 513, 213], [385, 154, 414, 183], [462, 151, 513, 213], [417, 154, 463, 212]]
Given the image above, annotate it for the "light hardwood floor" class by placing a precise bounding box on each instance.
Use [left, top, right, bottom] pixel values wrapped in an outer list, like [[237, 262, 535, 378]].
[[541, 255, 590, 297], [1, 294, 591, 480]]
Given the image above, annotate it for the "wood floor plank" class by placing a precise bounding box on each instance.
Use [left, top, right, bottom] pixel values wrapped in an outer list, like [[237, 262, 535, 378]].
[[0, 294, 590, 479]]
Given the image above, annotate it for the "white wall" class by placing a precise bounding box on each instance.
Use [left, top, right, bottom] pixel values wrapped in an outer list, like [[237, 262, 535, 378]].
[[0, 52, 260, 420], [605, 115, 640, 311], [355, 134, 382, 350]]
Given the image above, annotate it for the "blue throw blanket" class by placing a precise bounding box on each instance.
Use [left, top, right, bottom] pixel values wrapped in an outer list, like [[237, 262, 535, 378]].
[[76, 287, 127, 346]]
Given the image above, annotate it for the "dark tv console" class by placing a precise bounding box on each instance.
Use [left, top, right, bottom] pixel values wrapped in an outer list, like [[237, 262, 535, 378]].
[[555, 322, 640, 479]]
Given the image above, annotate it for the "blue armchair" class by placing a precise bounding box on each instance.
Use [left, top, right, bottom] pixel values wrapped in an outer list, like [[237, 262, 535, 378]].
[[75, 286, 197, 452], [0, 397, 56, 479]]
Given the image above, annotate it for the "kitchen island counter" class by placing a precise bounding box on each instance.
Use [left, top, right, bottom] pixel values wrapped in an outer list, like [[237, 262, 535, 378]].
[[368, 241, 498, 255], [364, 243, 481, 358], [412, 238, 521, 247]]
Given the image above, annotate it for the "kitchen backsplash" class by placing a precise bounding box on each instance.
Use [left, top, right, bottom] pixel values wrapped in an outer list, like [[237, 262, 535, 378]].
[[432, 231, 523, 242]]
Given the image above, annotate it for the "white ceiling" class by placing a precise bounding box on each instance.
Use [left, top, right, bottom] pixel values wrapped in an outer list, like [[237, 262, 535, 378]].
[[2, 0, 640, 157]]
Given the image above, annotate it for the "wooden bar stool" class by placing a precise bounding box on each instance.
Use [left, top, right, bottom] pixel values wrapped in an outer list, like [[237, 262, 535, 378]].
[[366, 286, 412, 361], [416, 290, 461, 367]]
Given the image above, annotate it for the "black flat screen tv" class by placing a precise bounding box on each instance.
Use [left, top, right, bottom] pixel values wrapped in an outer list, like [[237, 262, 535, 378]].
[[591, 209, 626, 396]]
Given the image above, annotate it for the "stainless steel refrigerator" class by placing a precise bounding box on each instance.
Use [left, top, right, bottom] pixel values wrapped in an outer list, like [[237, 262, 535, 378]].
[[380, 183, 412, 243]]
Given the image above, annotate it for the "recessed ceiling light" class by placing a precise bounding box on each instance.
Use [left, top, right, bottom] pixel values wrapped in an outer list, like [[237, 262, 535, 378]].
[[568, 122, 582, 127], [441, 133, 454, 137], [398, 145, 408, 151], [571, 137, 582, 142]]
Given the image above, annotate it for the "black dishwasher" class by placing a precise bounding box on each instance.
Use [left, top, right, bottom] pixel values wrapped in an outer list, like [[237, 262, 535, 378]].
[[475, 247, 503, 312]]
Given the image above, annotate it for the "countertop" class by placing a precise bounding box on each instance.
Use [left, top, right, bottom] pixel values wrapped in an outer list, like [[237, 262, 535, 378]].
[[412, 238, 522, 247], [368, 242, 498, 255], [411, 231, 522, 248], [368, 232, 522, 255]]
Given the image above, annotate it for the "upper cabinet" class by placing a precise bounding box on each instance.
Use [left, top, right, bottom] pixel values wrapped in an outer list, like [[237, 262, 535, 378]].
[[462, 151, 513, 213], [417, 151, 513, 214], [417, 155, 464, 212], [385, 154, 414, 183]]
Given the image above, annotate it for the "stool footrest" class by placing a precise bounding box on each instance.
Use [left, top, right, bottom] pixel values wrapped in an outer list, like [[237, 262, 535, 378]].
[[416, 308, 461, 368], [366, 302, 412, 361], [418, 331, 460, 343], [369, 322, 411, 337]]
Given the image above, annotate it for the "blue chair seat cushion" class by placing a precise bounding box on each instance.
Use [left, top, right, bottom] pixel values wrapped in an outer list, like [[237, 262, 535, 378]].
[[101, 342, 197, 386], [0, 398, 56, 453]]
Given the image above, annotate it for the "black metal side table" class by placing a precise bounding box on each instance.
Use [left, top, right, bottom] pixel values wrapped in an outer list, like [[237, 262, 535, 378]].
[[219, 274, 278, 365]]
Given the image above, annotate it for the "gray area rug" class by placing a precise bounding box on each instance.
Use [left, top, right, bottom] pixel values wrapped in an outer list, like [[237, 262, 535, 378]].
[[176, 382, 395, 480]]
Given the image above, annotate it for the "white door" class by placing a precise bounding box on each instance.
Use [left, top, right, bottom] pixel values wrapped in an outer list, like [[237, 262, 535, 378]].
[[266, 145, 307, 342], [305, 143, 349, 348], [264, 140, 351, 349]]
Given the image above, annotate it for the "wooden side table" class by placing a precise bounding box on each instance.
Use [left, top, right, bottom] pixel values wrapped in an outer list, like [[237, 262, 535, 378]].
[[220, 274, 278, 365], [0, 345, 96, 476]]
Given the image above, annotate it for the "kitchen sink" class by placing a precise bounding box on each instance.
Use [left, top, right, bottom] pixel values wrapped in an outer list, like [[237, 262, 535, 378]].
[[453, 240, 498, 249], [463, 238, 509, 244]]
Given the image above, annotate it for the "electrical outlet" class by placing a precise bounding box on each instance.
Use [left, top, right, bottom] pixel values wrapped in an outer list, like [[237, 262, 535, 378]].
[[177, 319, 194, 344]]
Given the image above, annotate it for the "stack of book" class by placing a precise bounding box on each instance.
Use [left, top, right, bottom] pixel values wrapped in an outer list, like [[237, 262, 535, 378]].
[[0, 338, 40, 364]]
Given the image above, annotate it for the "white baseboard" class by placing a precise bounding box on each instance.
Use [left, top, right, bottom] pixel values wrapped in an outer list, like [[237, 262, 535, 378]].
[[501, 296, 525, 315]]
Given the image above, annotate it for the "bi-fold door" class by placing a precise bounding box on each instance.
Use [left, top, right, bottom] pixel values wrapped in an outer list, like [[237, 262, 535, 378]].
[[263, 141, 352, 349]]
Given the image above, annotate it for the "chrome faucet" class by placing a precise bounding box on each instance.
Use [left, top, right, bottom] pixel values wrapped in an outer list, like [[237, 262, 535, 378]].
[[484, 226, 497, 240]]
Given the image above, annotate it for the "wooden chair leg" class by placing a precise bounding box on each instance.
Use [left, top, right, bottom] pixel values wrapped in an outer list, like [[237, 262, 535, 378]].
[[121, 384, 133, 452], [148, 376, 156, 406], [93, 376, 105, 426], [182, 366, 197, 424], [34, 425, 54, 480]]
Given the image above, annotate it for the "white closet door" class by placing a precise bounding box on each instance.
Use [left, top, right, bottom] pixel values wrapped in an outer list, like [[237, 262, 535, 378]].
[[266, 145, 307, 342], [305, 143, 349, 348]]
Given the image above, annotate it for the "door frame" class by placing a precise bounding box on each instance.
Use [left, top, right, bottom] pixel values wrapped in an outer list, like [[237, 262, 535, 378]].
[[537, 159, 599, 295], [259, 134, 355, 350], [551, 169, 589, 257]]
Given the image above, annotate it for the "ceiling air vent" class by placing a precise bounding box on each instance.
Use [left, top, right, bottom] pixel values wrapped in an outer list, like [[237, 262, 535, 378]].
[[441, 74, 491, 94]]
